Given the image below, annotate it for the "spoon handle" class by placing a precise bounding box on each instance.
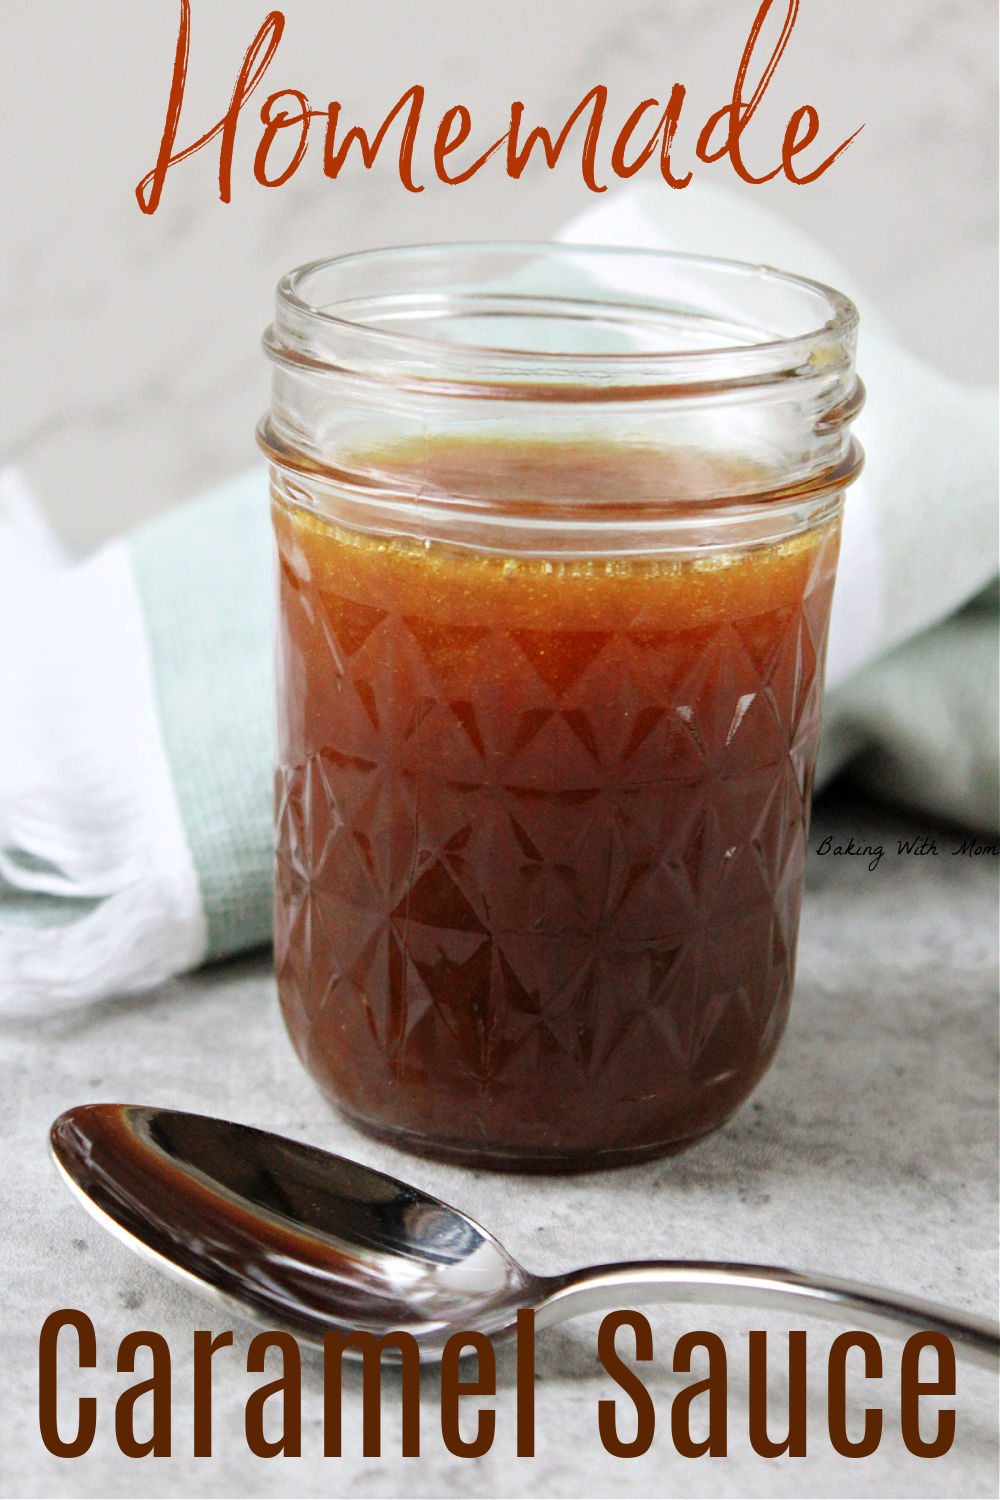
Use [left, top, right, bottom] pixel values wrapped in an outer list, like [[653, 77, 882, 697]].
[[534, 1261, 999, 1369]]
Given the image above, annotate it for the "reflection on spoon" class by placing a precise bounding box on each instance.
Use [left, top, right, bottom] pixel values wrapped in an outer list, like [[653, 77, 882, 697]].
[[50, 1104, 998, 1367]]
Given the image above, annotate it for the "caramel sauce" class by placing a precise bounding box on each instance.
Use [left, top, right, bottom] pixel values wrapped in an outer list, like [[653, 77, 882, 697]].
[[273, 439, 840, 1169]]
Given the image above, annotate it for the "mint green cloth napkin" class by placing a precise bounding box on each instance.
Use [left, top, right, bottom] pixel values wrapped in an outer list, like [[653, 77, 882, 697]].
[[130, 476, 274, 965]]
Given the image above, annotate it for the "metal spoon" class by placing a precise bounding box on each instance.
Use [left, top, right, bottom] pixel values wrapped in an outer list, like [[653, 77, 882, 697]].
[[50, 1104, 998, 1367]]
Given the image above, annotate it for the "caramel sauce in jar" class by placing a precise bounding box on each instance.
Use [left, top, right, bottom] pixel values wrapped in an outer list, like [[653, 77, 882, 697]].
[[273, 437, 841, 1169]]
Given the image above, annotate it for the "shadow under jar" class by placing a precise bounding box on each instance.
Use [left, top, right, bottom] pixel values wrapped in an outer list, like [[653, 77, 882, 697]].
[[259, 243, 863, 1172]]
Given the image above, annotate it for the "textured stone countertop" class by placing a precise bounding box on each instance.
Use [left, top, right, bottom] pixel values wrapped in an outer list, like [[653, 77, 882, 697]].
[[2, 790, 997, 1499]]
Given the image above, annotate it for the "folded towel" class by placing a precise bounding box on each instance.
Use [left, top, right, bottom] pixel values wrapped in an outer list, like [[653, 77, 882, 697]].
[[1, 184, 995, 1018]]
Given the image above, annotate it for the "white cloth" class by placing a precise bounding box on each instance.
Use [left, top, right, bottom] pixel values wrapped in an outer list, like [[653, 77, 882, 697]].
[[0, 468, 206, 1018]]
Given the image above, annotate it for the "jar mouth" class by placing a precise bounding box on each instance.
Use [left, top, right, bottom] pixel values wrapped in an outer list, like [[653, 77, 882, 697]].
[[266, 242, 859, 400], [261, 241, 864, 543]]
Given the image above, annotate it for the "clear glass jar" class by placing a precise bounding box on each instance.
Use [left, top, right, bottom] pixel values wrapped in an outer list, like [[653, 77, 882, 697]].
[[259, 243, 863, 1171]]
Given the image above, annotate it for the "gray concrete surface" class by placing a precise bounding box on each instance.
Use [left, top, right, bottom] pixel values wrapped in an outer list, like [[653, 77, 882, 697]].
[[2, 790, 997, 1498]]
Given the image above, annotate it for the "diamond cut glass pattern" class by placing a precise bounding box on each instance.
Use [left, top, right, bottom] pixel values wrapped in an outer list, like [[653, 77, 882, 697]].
[[274, 492, 842, 1168]]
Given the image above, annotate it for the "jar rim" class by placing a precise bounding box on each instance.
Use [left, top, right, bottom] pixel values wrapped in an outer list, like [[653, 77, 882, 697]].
[[267, 240, 859, 398]]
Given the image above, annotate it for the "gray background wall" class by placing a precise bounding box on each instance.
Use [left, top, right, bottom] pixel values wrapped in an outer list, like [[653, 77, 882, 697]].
[[2, 0, 996, 553]]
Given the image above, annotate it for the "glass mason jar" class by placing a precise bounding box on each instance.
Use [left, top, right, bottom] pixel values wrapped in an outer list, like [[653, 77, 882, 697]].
[[259, 243, 863, 1171]]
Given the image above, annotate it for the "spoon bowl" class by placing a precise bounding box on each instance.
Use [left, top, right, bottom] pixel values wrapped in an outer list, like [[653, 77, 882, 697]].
[[50, 1103, 533, 1351], [51, 1104, 999, 1367]]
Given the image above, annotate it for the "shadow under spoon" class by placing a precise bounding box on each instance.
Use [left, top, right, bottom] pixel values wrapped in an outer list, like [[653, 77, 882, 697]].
[[50, 1103, 999, 1368]]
